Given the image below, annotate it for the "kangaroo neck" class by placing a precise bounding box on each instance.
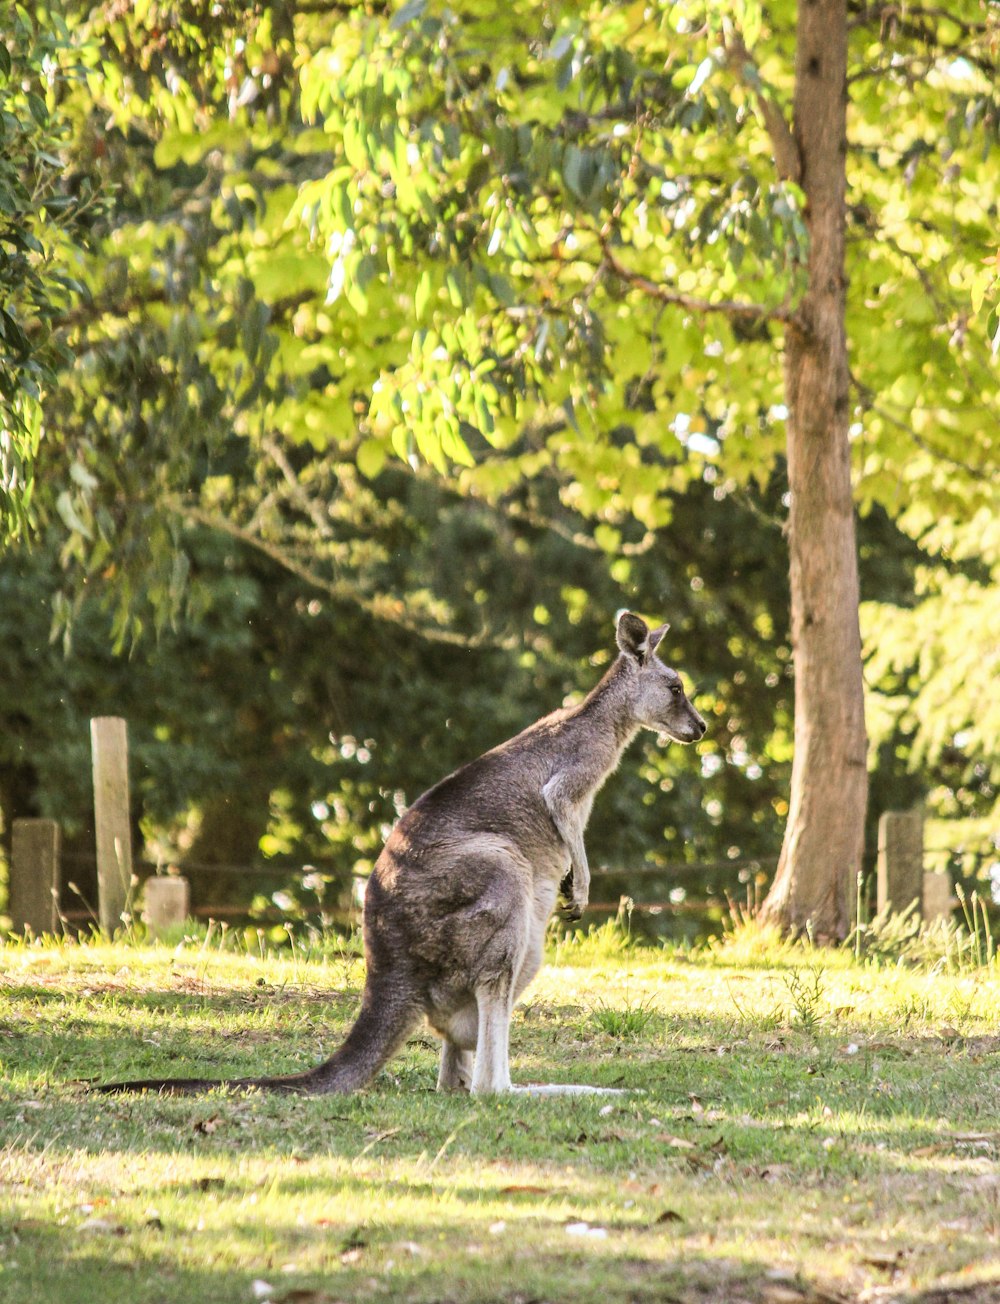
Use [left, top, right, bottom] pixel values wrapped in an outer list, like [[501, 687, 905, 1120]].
[[567, 658, 641, 773]]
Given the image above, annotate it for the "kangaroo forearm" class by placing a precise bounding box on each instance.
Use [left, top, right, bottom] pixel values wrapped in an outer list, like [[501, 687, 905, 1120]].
[[542, 797, 584, 871], [570, 853, 590, 904], [541, 777, 590, 895], [566, 837, 589, 884]]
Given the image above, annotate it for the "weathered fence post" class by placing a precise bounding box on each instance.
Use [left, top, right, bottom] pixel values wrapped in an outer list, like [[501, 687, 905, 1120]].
[[10, 819, 61, 936], [876, 807, 924, 916], [143, 874, 190, 938], [91, 716, 134, 935], [922, 871, 954, 924]]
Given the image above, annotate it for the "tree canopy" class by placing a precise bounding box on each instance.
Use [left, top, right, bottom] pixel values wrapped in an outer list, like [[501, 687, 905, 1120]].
[[0, 1, 996, 924]]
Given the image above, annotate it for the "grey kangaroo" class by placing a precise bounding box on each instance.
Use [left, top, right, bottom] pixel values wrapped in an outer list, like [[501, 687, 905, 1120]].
[[99, 611, 705, 1097]]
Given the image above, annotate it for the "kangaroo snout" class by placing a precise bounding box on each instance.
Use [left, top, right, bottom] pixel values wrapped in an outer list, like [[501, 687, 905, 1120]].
[[664, 717, 706, 744]]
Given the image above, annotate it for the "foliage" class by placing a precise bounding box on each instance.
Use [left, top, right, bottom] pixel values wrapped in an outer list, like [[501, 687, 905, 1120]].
[[849, 897, 997, 971], [0, 474, 802, 909], [0, 1, 996, 903], [0, 6, 94, 540], [862, 518, 999, 859], [0, 459, 947, 916], [33, 2, 998, 598]]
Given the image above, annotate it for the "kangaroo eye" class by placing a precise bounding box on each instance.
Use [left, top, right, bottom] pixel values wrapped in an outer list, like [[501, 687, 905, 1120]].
[[671, 685, 682, 697]]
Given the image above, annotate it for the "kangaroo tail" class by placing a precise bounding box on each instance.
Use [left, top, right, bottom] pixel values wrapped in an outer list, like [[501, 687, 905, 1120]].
[[95, 978, 421, 1097]]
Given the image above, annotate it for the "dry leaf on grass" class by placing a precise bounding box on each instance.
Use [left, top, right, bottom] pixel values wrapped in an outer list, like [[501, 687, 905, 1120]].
[[860, 1248, 908, 1271], [654, 1209, 685, 1225], [12, 1219, 49, 1234], [652, 1132, 697, 1149], [275, 1291, 341, 1304], [362, 1126, 400, 1144], [193, 1176, 226, 1191], [78, 1217, 128, 1236], [913, 1131, 1000, 1157]]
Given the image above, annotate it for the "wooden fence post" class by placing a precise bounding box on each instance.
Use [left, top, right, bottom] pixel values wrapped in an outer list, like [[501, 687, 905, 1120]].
[[143, 874, 190, 938], [10, 819, 61, 936], [91, 716, 134, 936], [922, 871, 953, 924], [876, 807, 924, 916]]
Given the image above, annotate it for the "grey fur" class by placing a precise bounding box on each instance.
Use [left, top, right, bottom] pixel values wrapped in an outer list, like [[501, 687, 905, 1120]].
[[97, 612, 705, 1097]]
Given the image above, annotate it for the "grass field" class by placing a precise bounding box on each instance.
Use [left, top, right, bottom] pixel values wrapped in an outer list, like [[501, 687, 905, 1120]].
[[2, 920, 999, 1304]]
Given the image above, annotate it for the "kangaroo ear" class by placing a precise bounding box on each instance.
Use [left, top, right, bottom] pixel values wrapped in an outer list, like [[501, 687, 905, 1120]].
[[647, 623, 670, 655], [615, 610, 650, 661]]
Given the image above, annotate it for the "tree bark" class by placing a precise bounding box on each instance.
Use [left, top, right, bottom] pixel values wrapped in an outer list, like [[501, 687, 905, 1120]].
[[759, 0, 868, 938]]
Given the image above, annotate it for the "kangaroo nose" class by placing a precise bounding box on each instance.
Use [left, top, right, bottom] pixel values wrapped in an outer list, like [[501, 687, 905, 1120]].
[[696, 718, 707, 737]]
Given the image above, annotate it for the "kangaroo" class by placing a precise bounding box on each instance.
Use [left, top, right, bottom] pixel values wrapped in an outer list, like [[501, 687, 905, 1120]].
[[98, 611, 706, 1097]]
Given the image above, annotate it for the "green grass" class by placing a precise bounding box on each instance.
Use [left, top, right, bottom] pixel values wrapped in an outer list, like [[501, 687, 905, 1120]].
[[2, 924, 1000, 1304]]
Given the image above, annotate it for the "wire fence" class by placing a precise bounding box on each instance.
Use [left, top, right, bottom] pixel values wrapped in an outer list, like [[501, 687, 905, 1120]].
[[14, 716, 995, 940], [52, 849, 779, 935], [31, 839, 1000, 938]]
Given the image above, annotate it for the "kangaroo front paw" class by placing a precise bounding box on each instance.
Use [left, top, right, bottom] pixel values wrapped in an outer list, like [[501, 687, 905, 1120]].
[[559, 896, 586, 923], [558, 866, 588, 922]]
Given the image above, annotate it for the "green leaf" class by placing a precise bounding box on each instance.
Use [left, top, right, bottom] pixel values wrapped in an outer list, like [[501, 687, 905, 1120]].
[[563, 145, 585, 198], [356, 438, 387, 479], [594, 524, 621, 553], [26, 92, 47, 126], [987, 306, 1000, 355], [415, 269, 432, 321], [414, 423, 447, 474], [55, 491, 92, 540], [69, 461, 99, 491], [390, 0, 428, 30]]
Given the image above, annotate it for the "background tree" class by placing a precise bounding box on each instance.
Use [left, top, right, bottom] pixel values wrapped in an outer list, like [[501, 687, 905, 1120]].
[[751, 0, 865, 934], [1, 473, 807, 920], [280, 0, 995, 935], [1, 1, 995, 933]]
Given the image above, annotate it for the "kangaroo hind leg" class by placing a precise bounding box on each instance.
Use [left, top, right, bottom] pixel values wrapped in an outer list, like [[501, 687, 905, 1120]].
[[438, 1042, 474, 1091], [447, 845, 528, 1095], [470, 979, 514, 1094], [435, 1002, 477, 1092]]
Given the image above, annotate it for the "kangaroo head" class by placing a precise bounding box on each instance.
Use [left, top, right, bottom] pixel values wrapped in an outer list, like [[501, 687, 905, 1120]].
[[615, 611, 707, 744]]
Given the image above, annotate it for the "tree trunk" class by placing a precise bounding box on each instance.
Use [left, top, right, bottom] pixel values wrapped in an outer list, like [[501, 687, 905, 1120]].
[[759, 0, 868, 938]]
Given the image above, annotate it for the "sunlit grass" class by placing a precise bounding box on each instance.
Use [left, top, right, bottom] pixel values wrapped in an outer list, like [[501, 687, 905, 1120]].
[[1, 923, 999, 1303]]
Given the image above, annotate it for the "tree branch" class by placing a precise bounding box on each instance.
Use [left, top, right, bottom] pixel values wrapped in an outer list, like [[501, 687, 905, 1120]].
[[722, 32, 802, 185], [502, 500, 659, 558], [848, 3, 991, 40], [166, 497, 513, 650], [599, 236, 799, 325], [849, 370, 993, 477], [260, 434, 334, 539]]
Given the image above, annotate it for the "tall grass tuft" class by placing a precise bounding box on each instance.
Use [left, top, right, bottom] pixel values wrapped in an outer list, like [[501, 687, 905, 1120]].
[[588, 989, 661, 1039], [847, 895, 997, 973], [549, 896, 638, 966]]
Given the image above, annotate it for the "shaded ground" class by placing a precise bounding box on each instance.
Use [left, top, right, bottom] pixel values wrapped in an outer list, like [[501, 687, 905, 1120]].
[[1, 931, 998, 1304]]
